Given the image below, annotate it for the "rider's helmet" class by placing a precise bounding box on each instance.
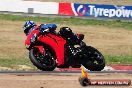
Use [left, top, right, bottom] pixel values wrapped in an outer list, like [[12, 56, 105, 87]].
[[59, 27, 72, 36], [23, 20, 37, 35]]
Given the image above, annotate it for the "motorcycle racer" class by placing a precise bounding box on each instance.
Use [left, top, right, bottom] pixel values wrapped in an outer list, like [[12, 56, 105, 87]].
[[23, 21, 83, 46], [23, 21, 105, 70], [23, 20, 81, 67], [23, 20, 57, 36], [23, 21, 89, 67], [23, 20, 58, 46]]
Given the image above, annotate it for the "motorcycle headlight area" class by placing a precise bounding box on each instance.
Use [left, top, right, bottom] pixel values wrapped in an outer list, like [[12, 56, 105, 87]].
[[30, 33, 37, 43]]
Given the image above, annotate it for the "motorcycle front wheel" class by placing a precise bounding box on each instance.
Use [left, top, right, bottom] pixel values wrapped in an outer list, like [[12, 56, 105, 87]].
[[82, 46, 105, 71], [29, 48, 56, 71]]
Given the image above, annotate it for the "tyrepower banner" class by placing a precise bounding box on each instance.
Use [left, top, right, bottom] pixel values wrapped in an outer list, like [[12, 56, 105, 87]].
[[59, 3, 132, 19]]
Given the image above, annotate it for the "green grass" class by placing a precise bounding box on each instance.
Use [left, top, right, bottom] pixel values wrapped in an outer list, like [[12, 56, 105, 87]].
[[0, 55, 131, 68], [0, 14, 132, 30], [105, 55, 132, 65], [0, 57, 37, 70], [0, 57, 32, 67]]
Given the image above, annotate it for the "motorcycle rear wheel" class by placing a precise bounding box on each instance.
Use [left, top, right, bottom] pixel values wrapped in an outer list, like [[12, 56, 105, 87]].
[[82, 46, 105, 71], [29, 48, 56, 71]]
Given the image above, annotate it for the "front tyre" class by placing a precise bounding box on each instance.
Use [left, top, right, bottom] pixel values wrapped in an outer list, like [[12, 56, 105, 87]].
[[29, 48, 56, 71], [82, 46, 105, 71]]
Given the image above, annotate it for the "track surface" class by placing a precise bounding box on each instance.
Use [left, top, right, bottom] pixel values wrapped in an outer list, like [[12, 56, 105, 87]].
[[0, 70, 132, 74], [0, 71, 131, 88]]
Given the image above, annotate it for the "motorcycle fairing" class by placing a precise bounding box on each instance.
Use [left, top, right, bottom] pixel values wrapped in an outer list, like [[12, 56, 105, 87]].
[[25, 26, 39, 45], [25, 29, 66, 66], [38, 34, 66, 66]]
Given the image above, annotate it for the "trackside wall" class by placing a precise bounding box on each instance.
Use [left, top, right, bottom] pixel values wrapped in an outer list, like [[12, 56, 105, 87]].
[[0, 1, 131, 20]]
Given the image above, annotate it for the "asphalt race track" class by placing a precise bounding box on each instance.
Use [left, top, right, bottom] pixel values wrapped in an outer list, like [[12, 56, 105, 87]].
[[0, 70, 132, 75], [0, 70, 131, 88]]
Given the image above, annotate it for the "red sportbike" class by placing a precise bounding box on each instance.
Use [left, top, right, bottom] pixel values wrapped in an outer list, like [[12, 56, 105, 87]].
[[25, 28, 105, 71]]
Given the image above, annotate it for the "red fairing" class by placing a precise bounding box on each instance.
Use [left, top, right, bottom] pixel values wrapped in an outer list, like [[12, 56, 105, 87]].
[[25, 26, 39, 45], [38, 34, 66, 66], [25, 27, 66, 66]]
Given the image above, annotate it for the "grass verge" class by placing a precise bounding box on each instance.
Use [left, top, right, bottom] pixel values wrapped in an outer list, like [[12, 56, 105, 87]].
[[0, 14, 132, 30], [105, 55, 132, 65], [0, 55, 131, 69], [0, 57, 37, 70], [0, 57, 32, 67]]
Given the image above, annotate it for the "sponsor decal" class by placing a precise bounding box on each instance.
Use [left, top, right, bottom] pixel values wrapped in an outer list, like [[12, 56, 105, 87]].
[[73, 4, 132, 18], [59, 3, 132, 19], [76, 5, 87, 16], [88, 5, 132, 18], [72, 4, 90, 16]]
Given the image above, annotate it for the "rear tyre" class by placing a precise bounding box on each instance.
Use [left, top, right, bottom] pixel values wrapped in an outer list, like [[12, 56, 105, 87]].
[[29, 48, 56, 71], [82, 46, 105, 71]]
